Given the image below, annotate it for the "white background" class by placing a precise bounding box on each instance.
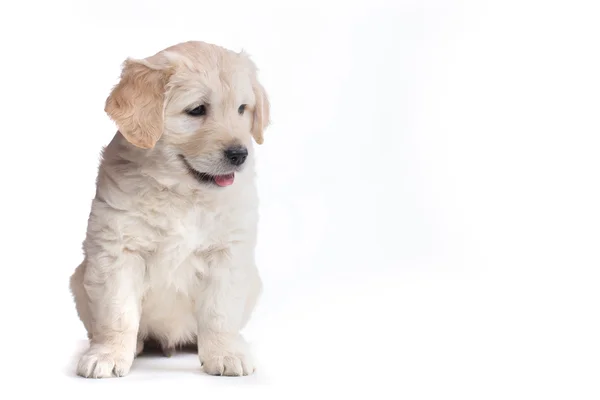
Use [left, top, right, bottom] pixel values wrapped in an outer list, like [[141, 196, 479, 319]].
[[1, 0, 599, 398]]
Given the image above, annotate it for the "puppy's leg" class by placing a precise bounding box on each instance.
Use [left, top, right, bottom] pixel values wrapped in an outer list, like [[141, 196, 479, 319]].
[[240, 267, 263, 330], [76, 251, 144, 379], [70, 260, 92, 339], [196, 246, 262, 377], [135, 338, 144, 357]]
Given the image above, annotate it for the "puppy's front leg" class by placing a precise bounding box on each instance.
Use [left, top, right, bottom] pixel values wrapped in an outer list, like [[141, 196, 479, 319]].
[[77, 251, 144, 378], [196, 245, 261, 376]]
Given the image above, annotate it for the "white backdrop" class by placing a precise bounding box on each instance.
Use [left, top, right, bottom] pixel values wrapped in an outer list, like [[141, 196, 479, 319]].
[[1, 0, 599, 398]]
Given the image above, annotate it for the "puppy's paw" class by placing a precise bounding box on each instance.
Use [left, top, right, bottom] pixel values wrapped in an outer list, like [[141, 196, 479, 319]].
[[202, 354, 255, 376], [77, 345, 134, 378], [199, 335, 256, 376]]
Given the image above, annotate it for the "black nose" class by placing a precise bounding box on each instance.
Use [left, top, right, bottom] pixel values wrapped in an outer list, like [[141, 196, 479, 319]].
[[224, 146, 248, 166]]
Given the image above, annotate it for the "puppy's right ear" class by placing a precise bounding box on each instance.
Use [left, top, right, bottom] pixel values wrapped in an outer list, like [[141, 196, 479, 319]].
[[104, 58, 172, 149]]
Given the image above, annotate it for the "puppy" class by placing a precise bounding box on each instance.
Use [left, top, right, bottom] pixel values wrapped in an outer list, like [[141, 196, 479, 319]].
[[69, 41, 270, 378]]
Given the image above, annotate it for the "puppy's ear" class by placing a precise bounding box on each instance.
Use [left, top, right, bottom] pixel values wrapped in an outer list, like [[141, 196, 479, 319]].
[[105, 58, 171, 149], [251, 79, 271, 145]]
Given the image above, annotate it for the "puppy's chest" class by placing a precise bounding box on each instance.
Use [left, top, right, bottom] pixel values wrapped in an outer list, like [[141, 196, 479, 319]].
[[145, 206, 231, 290], [169, 207, 226, 250]]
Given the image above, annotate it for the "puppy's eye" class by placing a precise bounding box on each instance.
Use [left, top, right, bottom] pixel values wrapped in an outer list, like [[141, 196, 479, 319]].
[[187, 105, 207, 116], [238, 104, 246, 115]]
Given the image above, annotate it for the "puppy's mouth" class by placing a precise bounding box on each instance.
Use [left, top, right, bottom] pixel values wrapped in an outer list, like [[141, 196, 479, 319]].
[[178, 155, 235, 187]]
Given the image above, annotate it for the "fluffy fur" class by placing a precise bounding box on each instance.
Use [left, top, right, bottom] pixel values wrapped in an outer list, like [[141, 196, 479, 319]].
[[69, 41, 270, 378]]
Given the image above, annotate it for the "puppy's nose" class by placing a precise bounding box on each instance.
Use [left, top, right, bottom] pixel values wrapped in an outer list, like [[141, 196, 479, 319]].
[[224, 146, 248, 166]]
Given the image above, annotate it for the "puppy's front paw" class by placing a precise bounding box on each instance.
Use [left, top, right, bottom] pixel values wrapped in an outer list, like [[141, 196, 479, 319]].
[[202, 354, 255, 376], [77, 345, 134, 378], [199, 335, 256, 376]]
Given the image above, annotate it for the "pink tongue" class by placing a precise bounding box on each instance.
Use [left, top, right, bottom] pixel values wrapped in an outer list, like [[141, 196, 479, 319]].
[[214, 173, 235, 187]]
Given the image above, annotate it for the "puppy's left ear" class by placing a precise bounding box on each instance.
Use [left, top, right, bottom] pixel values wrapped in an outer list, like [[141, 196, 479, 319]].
[[251, 79, 271, 145]]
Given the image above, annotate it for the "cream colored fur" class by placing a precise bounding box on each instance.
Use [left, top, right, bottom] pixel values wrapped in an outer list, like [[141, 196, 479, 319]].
[[69, 41, 270, 378]]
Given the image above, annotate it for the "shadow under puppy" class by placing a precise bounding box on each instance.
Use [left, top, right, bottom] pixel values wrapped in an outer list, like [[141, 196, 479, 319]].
[[69, 40, 270, 378]]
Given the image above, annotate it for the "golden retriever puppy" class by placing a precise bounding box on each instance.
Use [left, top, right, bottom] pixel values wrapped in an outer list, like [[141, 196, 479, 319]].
[[69, 40, 270, 378]]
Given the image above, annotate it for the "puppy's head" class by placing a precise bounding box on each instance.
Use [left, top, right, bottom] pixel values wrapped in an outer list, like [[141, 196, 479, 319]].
[[104, 41, 270, 187]]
